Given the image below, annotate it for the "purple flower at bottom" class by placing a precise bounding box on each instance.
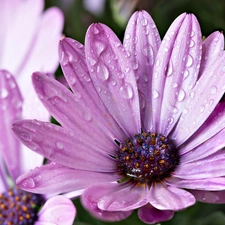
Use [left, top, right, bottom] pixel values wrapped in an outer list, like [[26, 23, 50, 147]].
[[13, 11, 225, 224]]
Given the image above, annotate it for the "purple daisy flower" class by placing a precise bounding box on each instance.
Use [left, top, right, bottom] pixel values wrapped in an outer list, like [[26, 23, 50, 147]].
[[0, 71, 76, 225], [13, 10, 225, 224]]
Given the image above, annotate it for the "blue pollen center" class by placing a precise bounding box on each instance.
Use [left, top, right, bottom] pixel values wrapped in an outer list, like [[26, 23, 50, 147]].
[[116, 132, 179, 184], [0, 186, 45, 225]]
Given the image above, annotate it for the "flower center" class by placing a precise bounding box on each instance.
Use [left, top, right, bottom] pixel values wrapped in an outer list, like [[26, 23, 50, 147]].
[[116, 132, 179, 185], [0, 186, 45, 225]]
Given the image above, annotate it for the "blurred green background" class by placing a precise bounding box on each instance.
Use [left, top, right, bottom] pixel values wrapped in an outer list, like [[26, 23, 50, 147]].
[[45, 0, 225, 224]]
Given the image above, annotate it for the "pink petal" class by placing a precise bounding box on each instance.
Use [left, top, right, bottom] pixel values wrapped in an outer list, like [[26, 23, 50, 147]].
[[36, 196, 76, 225], [59, 38, 126, 141], [0, 163, 8, 193], [16, 162, 119, 195], [85, 23, 141, 136], [149, 182, 195, 210], [174, 151, 225, 179], [189, 190, 225, 204], [180, 127, 225, 163], [166, 177, 225, 191], [150, 13, 187, 132], [12, 120, 116, 172], [159, 14, 202, 135], [32, 72, 118, 150], [123, 10, 161, 131], [179, 102, 225, 155], [0, 70, 23, 180], [86, 183, 149, 211], [81, 184, 133, 222], [171, 52, 225, 146], [138, 204, 174, 224], [199, 31, 224, 77]]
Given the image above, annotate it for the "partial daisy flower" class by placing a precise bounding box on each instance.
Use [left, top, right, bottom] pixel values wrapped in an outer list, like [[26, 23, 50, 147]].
[[0, 71, 76, 224], [0, 0, 63, 179], [13, 10, 225, 224]]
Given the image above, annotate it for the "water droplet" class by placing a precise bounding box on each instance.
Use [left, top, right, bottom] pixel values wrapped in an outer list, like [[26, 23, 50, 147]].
[[189, 40, 195, 48], [97, 64, 109, 81], [183, 108, 189, 114], [22, 178, 35, 188], [125, 33, 131, 39], [177, 89, 185, 102], [167, 61, 173, 76], [67, 76, 76, 85], [95, 41, 106, 56], [111, 80, 117, 86], [93, 26, 100, 34], [83, 109, 92, 121], [190, 91, 195, 99], [120, 83, 133, 99], [56, 142, 64, 150], [140, 18, 148, 26], [21, 132, 31, 141], [0, 88, 8, 98], [209, 99, 214, 105], [152, 89, 159, 98], [209, 85, 217, 95], [172, 82, 178, 88], [168, 117, 174, 124], [183, 69, 189, 79], [155, 59, 160, 67], [164, 47, 169, 52], [186, 55, 193, 67], [199, 105, 205, 113], [88, 57, 97, 66]]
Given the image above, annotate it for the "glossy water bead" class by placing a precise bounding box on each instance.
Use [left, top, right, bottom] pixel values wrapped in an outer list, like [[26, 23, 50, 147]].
[[116, 132, 179, 185]]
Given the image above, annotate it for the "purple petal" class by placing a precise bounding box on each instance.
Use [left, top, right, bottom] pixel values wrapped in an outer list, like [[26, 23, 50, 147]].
[[166, 177, 225, 191], [85, 23, 141, 136], [32, 72, 118, 150], [189, 190, 225, 204], [174, 151, 225, 179], [199, 31, 224, 77], [138, 204, 174, 224], [149, 182, 195, 210], [180, 127, 225, 163], [150, 13, 187, 132], [16, 162, 119, 195], [59, 38, 126, 141], [179, 102, 225, 155], [123, 11, 161, 131], [81, 184, 133, 222], [0, 162, 8, 193], [12, 120, 116, 172], [36, 196, 76, 225], [85, 183, 149, 211], [159, 14, 202, 135], [171, 52, 225, 146], [0, 70, 23, 180]]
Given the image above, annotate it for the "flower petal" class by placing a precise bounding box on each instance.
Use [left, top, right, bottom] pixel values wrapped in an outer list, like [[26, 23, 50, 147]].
[[179, 102, 225, 155], [159, 14, 202, 135], [149, 182, 195, 210], [12, 120, 116, 172], [85, 23, 141, 136], [0, 70, 23, 180], [59, 38, 126, 141], [199, 31, 224, 77], [123, 10, 161, 130], [81, 183, 133, 222], [32, 72, 118, 150], [174, 151, 225, 179], [171, 52, 225, 146], [180, 127, 225, 163], [166, 177, 225, 191], [36, 196, 76, 225], [150, 13, 187, 132], [189, 190, 225, 204], [16, 162, 119, 195], [89, 183, 149, 211], [138, 204, 174, 224]]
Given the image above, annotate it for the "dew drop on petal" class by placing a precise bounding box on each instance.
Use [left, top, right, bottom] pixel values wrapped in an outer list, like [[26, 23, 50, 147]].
[[209, 85, 217, 95], [176, 89, 185, 102], [22, 178, 35, 188], [21, 132, 31, 141], [167, 61, 173, 76], [83, 109, 92, 121], [140, 17, 148, 26], [56, 142, 64, 150], [120, 83, 133, 99], [125, 33, 131, 40], [93, 26, 100, 34], [199, 105, 205, 113], [97, 64, 109, 81], [186, 55, 193, 67], [152, 89, 159, 99], [0, 88, 8, 98]]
